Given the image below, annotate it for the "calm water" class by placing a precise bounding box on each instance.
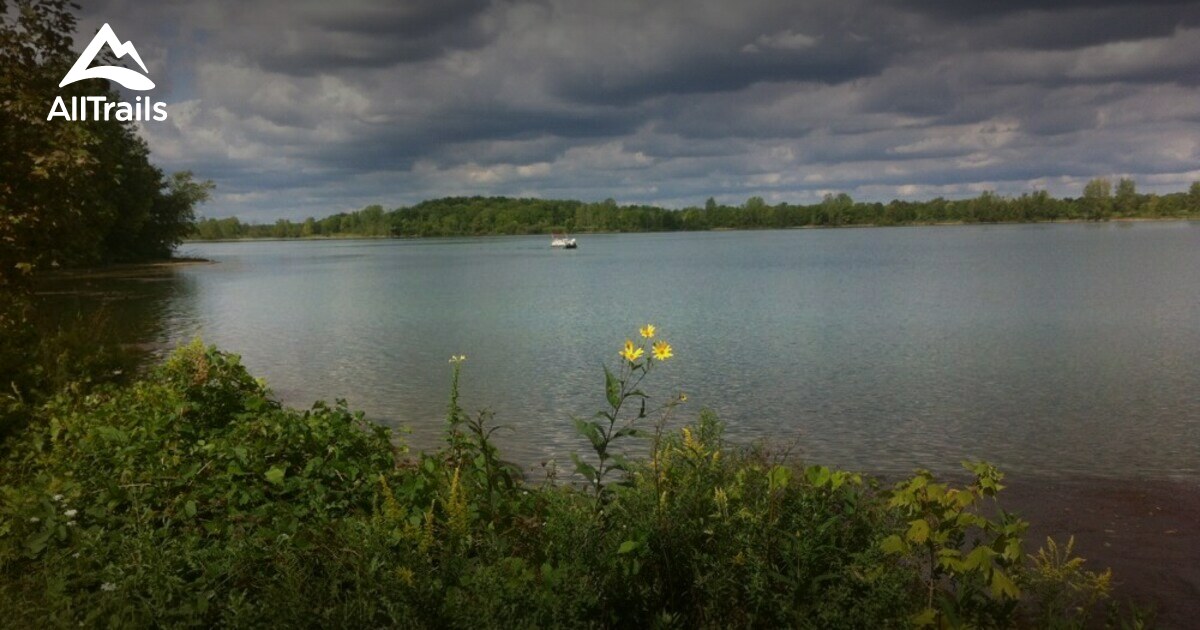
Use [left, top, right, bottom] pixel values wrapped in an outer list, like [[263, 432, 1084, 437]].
[[65, 223, 1200, 479]]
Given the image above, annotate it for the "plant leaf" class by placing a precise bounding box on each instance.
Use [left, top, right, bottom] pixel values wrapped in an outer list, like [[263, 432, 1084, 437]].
[[906, 518, 930, 545], [991, 569, 1020, 599], [265, 466, 286, 486], [604, 365, 621, 409], [880, 534, 906, 555], [570, 453, 597, 482]]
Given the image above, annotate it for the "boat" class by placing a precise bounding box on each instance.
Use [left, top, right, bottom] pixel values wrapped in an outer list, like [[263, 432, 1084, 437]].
[[550, 232, 577, 249]]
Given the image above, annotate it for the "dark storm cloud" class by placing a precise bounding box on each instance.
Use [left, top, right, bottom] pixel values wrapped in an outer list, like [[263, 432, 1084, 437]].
[[248, 0, 498, 74], [549, 33, 896, 105], [960, 4, 1200, 51], [893, 0, 1199, 21], [73, 0, 1200, 219]]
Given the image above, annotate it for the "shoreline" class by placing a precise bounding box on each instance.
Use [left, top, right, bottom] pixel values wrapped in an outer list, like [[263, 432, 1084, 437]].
[[36, 257, 214, 282], [182, 216, 1199, 243]]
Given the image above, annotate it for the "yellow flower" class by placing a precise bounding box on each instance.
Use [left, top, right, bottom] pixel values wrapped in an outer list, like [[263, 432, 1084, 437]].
[[652, 340, 673, 361], [620, 339, 644, 362], [639, 324, 656, 339]]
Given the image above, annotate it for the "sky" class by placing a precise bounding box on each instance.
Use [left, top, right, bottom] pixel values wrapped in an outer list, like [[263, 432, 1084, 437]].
[[73, 0, 1200, 221]]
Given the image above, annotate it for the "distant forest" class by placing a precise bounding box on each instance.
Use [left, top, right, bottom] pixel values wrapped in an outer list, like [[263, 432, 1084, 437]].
[[190, 178, 1200, 240]]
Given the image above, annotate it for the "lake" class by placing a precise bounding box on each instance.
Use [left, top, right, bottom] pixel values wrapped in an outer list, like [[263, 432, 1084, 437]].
[[58, 223, 1200, 479]]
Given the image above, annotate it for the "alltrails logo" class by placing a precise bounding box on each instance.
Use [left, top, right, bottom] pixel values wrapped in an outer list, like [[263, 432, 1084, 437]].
[[47, 23, 167, 122]]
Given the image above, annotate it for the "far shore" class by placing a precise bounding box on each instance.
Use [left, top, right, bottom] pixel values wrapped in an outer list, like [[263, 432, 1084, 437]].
[[183, 215, 1199, 243]]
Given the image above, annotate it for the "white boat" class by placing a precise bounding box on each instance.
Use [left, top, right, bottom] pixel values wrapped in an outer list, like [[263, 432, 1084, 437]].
[[550, 232, 577, 248]]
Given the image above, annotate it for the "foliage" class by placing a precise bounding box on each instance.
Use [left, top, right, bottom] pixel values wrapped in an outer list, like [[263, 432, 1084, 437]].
[[1020, 536, 1113, 629], [190, 180, 1200, 241], [0, 294, 140, 447], [0, 0, 212, 286], [1, 0, 210, 459], [0, 340, 399, 626], [881, 463, 1028, 627], [0, 332, 1130, 627]]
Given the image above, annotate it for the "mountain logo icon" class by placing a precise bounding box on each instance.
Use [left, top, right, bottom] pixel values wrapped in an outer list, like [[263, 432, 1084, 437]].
[[59, 23, 155, 91]]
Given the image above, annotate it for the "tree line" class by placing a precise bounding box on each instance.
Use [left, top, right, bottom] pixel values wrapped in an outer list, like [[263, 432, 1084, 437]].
[[192, 178, 1200, 241]]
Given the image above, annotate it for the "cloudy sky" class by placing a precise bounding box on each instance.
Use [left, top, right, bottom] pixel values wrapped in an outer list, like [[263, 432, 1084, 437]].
[[76, 0, 1200, 220]]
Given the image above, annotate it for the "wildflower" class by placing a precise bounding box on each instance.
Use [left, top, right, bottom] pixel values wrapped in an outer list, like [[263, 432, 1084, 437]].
[[29, 517, 39, 524], [682, 427, 698, 451], [639, 324, 656, 339], [620, 339, 644, 362], [100, 582, 116, 592], [52, 494, 63, 502], [64, 509, 77, 518], [679, 393, 688, 402], [449, 354, 467, 364], [652, 340, 673, 361]]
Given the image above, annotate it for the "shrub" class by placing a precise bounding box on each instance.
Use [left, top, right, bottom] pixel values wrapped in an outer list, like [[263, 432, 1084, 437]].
[[0, 332, 1116, 628]]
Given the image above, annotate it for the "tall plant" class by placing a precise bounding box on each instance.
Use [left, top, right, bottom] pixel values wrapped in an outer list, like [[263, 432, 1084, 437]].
[[572, 324, 684, 499]]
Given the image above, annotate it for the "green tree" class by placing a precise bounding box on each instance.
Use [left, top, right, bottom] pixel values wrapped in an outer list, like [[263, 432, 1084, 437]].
[[820, 192, 854, 226], [1114, 178, 1137, 216], [0, 0, 98, 285], [142, 172, 214, 257], [1082, 178, 1113, 221], [0, 0, 212, 277]]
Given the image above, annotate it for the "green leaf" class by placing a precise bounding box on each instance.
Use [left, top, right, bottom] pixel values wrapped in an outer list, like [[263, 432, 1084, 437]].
[[990, 568, 1020, 599], [265, 466, 286, 486], [618, 540, 640, 554], [963, 545, 995, 571], [906, 518, 930, 545], [806, 465, 831, 488], [768, 465, 792, 491], [572, 417, 604, 450], [612, 426, 647, 440], [604, 365, 621, 409], [25, 532, 49, 557], [570, 453, 597, 482], [184, 500, 197, 517], [937, 549, 965, 572], [910, 608, 937, 627], [880, 534, 906, 555]]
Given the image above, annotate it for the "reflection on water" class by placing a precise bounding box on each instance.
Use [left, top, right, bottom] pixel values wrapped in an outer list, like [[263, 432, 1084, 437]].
[[50, 223, 1200, 479], [35, 264, 201, 355]]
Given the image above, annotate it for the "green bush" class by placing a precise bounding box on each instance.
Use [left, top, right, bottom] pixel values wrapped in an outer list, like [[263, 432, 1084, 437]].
[[1, 295, 140, 446], [0, 336, 1116, 628]]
